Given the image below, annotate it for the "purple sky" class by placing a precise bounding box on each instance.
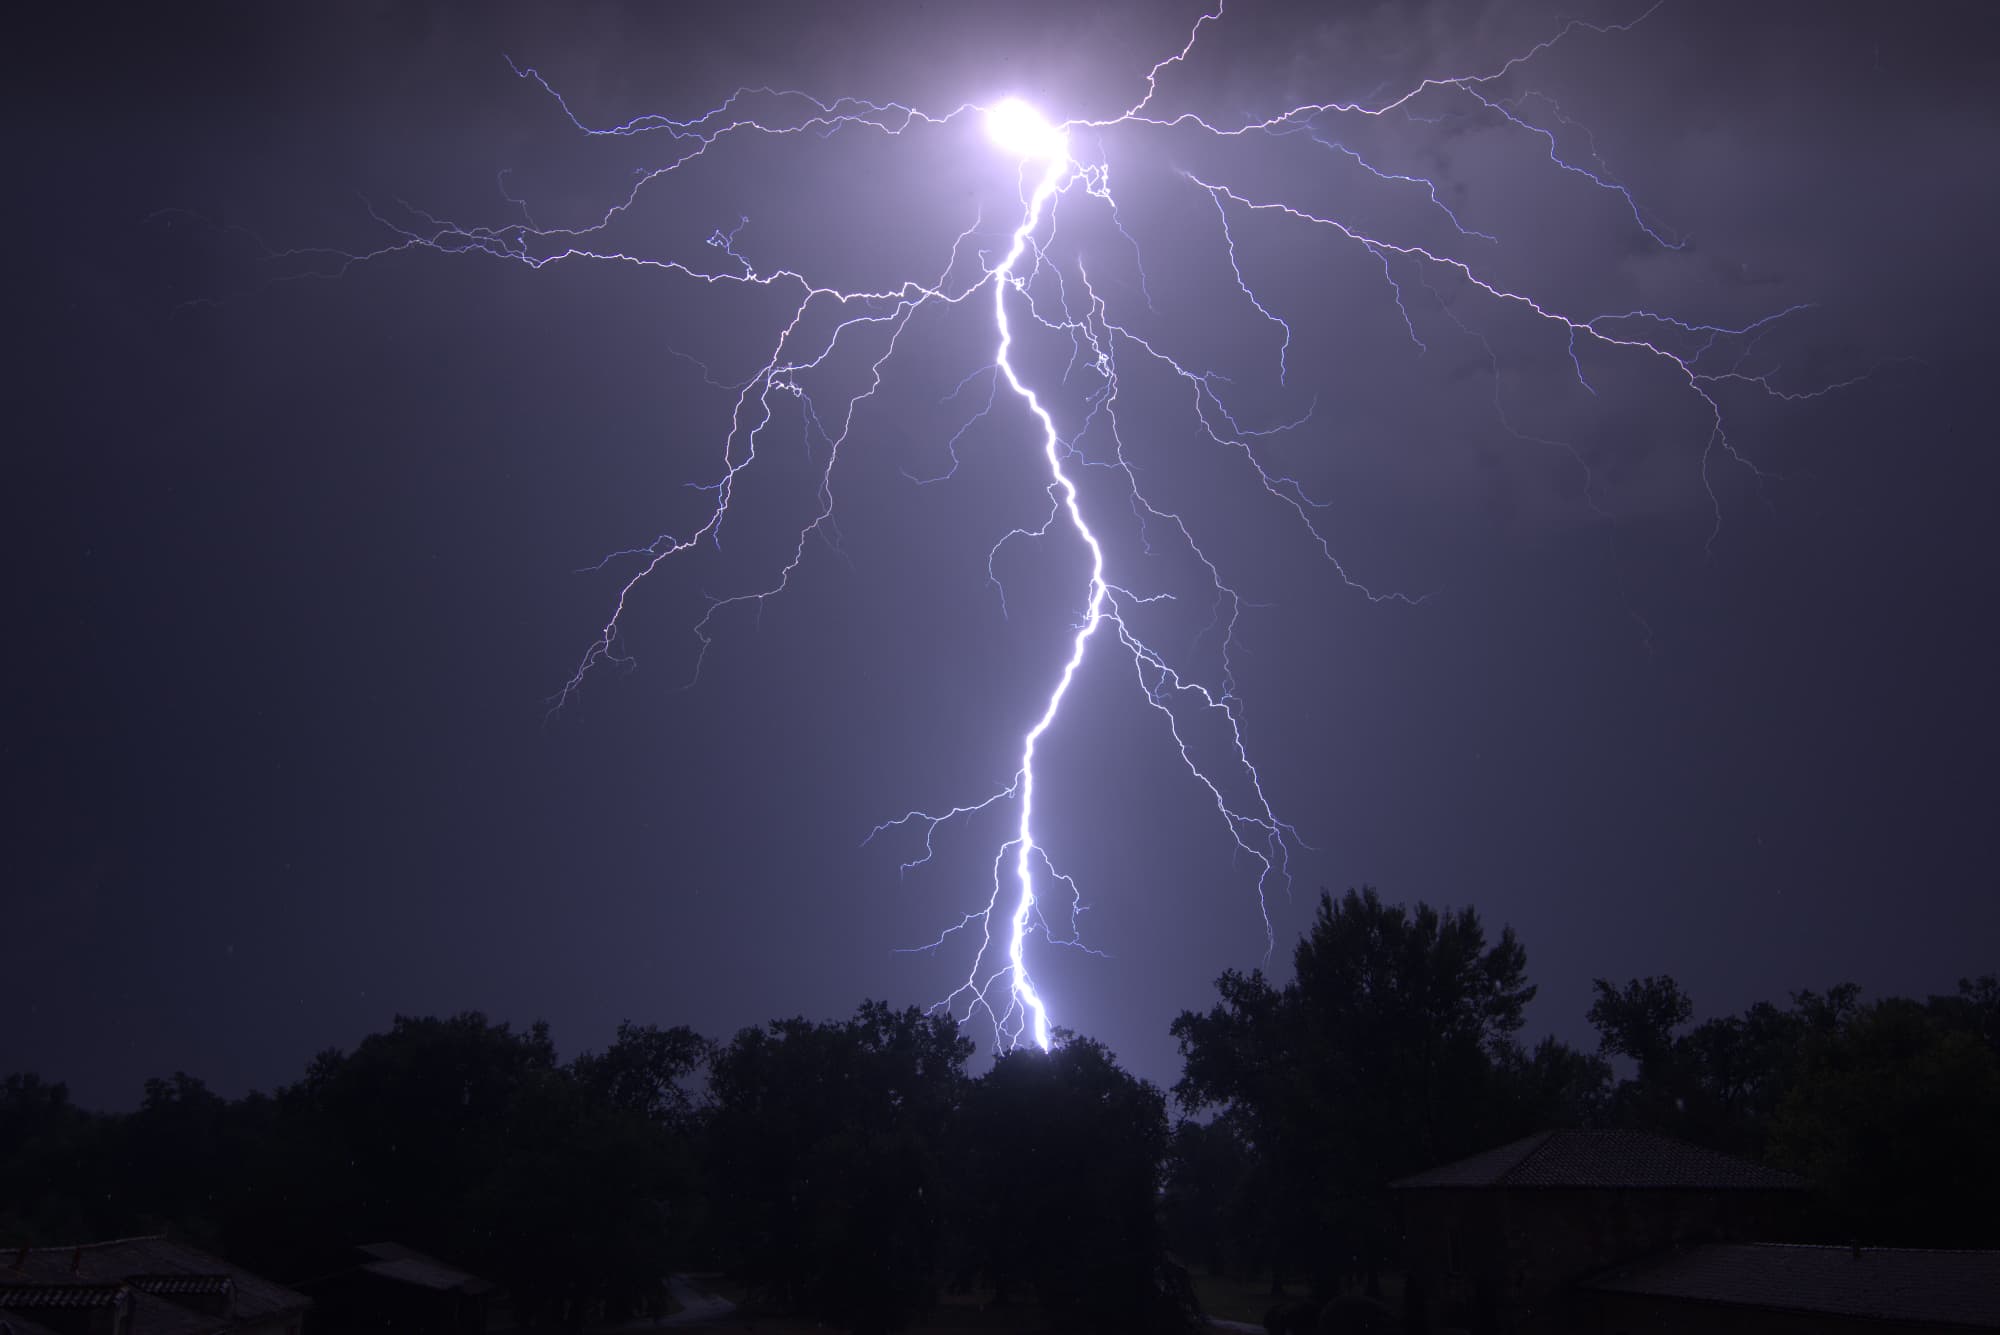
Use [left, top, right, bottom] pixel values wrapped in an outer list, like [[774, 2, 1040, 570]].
[[9, 0, 1996, 1108]]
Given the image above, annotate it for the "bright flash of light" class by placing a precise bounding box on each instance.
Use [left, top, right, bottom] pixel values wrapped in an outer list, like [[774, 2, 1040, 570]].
[[990, 149, 1090, 1050], [985, 97, 1068, 161], [223, 2, 1871, 1055]]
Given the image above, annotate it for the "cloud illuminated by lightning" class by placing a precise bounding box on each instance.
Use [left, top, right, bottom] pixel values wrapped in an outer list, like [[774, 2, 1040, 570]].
[[985, 98, 1069, 162], [218, 1, 1862, 1053]]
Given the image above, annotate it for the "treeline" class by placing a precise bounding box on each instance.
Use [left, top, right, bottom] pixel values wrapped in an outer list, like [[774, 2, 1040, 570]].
[[0, 1005, 1191, 1333], [1163, 888, 2000, 1292], [3, 888, 1996, 1332]]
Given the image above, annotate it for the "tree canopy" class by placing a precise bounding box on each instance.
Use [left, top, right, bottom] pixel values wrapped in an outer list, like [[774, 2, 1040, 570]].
[[4, 897, 1993, 1333], [1171, 887, 1553, 1286]]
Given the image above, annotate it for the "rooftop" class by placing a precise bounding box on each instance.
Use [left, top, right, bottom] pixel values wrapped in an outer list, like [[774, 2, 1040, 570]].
[[1390, 1129, 1807, 1192], [0, 1286, 126, 1310], [1581, 1243, 2000, 1329], [354, 1243, 491, 1296], [1, 1239, 307, 1335]]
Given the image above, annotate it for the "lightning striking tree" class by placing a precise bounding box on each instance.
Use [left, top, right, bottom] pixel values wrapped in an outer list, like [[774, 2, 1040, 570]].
[[233, 2, 1854, 1051]]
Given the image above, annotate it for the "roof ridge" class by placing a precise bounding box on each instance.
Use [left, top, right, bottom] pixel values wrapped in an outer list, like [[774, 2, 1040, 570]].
[[1393, 1126, 1805, 1190], [1511, 1128, 1562, 1171], [1581, 1240, 2000, 1326], [7, 1238, 168, 1258], [1744, 1242, 2000, 1257]]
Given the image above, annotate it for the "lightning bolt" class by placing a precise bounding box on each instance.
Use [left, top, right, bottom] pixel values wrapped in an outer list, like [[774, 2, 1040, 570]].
[[991, 138, 1092, 1053], [205, 2, 1867, 1053]]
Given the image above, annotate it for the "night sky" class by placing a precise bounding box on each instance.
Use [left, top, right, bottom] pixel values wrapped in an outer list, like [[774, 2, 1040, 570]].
[[12, 0, 1997, 1110]]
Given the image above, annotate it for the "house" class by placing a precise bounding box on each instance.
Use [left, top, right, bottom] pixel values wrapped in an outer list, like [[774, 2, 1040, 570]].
[[0, 1238, 309, 1335], [1576, 1242, 2000, 1334], [1391, 1130, 1807, 1334], [301, 1244, 492, 1335]]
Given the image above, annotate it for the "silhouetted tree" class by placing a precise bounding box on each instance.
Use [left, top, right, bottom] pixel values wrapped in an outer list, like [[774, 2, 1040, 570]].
[[1489, 1036, 1612, 1133], [1677, 991, 1853, 1156], [14, 960, 1993, 1334], [1587, 975, 1692, 1072], [1162, 1112, 1262, 1279], [1772, 993, 2000, 1245], [115, 1073, 237, 1243], [706, 1001, 969, 1333], [226, 1011, 694, 1326], [958, 1036, 1194, 1333], [571, 1020, 712, 1127], [476, 1055, 690, 1323], [257, 1013, 559, 1276], [1588, 977, 1866, 1154], [0, 1074, 104, 1242], [1175, 888, 1537, 1290], [1587, 975, 1697, 1133], [1170, 963, 1313, 1288], [1928, 974, 2000, 1059]]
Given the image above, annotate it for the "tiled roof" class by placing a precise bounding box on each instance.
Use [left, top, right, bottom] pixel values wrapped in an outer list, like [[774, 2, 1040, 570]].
[[0, 1285, 126, 1309], [118, 1292, 213, 1335], [1581, 1243, 2000, 1328], [1, 1239, 307, 1335], [129, 1277, 232, 1299], [1390, 1130, 1807, 1191]]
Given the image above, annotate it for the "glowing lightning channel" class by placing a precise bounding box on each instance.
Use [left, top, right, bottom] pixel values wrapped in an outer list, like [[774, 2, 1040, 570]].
[[195, 1, 1874, 1057], [987, 105, 1090, 1051]]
